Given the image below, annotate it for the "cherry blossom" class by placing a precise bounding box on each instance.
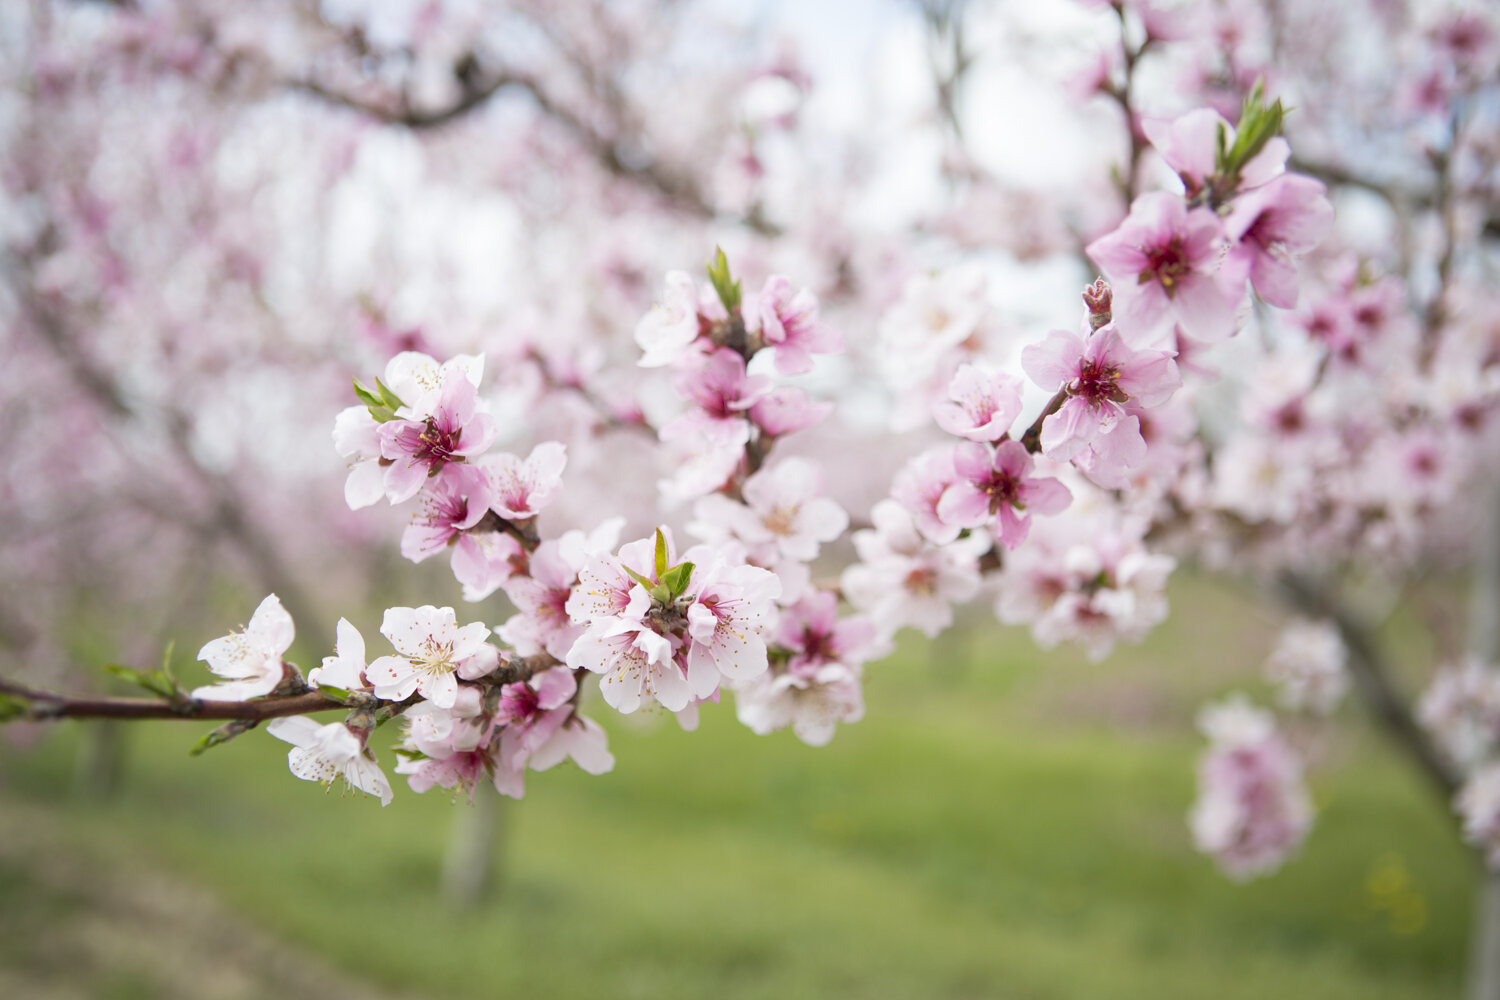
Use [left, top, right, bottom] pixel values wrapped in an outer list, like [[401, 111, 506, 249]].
[[1189, 696, 1312, 880], [746, 274, 844, 375], [937, 441, 1072, 550], [266, 717, 393, 807], [1086, 192, 1241, 344], [192, 594, 294, 701], [932, 363, 1024, 443], [367, 605, 500, 710], [478, 441, 568, 521]]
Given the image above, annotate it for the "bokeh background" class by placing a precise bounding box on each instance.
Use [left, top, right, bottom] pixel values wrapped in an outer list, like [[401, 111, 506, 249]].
[[0, 0, 1493, 997]]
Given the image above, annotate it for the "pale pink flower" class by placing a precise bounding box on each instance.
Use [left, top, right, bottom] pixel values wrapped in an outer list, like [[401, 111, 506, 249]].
[[382, 351, 485, 417], [367, 605, 499, 710], [747, 274, 843, 375], [933, 363, 1024, 442], [776, 589, 886, 677], [890, 446, 963, 545], [1189, 695, 1312, 880], [749, 387, 833, 437], [733, 458, 849, 563], [636, 271, 704, 368], [1419, 658, 1500, 769], [192, 594, 294, 701], [1021, 324, 1180, 477], [400, 476, 487, 563], [266, 717, 393, 806], [491, 667, 615, 797], [377, 374, 498, 504], [569, 619, 689, 713], [450, 530, 527, 603], [658, 412, 751, 506], [332, 405, 386, 510], [937, 440, 1072, 550], [1264, 619, 1348, 715], [477, 440, 567, 520], [671, 348, 771, 421], [734, 663, 865, 746], [1086, 192, 1241, 343], [1141, 108, 1288, 200], [841, 499, 986, 639], [1223, 174, 1334, 309], [994, 515, 1174, 661], [685, 556, 782, 690], [307, 618, 368, 691], [497, 520, 623, 659]]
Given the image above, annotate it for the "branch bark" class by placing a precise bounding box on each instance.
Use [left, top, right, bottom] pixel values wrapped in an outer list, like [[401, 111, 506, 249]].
[[1277, 572, 1462, 805]]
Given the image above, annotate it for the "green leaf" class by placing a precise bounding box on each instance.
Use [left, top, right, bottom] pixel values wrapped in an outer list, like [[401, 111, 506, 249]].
[[103, 663, 177, 702], [705, 246, 742, 312], [352, 377, 384, 409], [315, 684, 350, 702], [654, 528, 670, 579], [0, 693, 29, 723], [375, 377, 406, 411], [660, 561, 696, 599], [190, 719, 257, 756], [622, 564, 657, 592], [1220, 78, 1285, 184]]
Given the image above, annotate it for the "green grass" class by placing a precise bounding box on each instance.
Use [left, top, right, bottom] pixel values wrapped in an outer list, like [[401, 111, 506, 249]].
[[0, 578, 1479, 999]]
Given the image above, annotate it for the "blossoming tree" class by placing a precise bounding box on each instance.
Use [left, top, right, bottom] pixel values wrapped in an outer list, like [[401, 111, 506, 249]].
[[2, 0, 1499, 993]]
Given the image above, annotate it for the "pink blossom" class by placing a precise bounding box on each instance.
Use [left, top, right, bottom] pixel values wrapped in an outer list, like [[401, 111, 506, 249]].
[[450, 530, 527, 603], [1141, 108, 1288, 199], [776, 589, 885, 677], [1021, 324, 1180, 477], [490, 667, 615, 797], [749, 387, 833, 436], [635, 271, 704, 368], [1264, 619, 1348, 714], [192, 594, 293, 701], [747, 274, 844, 375], [841, 499, 986, 639], [1223, 174, 1333, 309], [734, 663, 865, 746], [377, 374, 498, 505], [477, 440, 567, 520], [382, 351, 485, 417], [1418, 658, 1500, 769], [937, 441, 1072, 550], [266, 717, 393, 806], [890, 446, 963, 545], [1189, 696, 1312, 880], [933, 363, 1024, 442], [497, 520, 623, 659], [400, 476, 487, 563], [685, 556, 782, 690], [658, 411, 751, 506], [671, 348, 770, 420], [307, 618, 368, 691], [1086, 192, 1241, 343], [994, 515, 1174, 661], [569, 619, 689, 713], [367, 605, 499, 709]]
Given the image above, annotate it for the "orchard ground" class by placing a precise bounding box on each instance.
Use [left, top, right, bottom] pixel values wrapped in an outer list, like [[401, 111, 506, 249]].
[[0, 574, 1474, 1000]]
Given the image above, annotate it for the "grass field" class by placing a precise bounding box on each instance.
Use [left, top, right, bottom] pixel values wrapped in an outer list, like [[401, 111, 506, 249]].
[[0, 576, 1478, 999]]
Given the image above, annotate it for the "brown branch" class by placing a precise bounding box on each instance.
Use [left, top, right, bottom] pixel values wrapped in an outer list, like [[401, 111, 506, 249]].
[[1, 651, 558, 723], [1019, 389, 1068, 454], [1278, 572, 1462, 807], [0, 679, 342, 722]]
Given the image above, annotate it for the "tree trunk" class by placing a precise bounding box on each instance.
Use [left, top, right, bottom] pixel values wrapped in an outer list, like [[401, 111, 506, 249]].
[[440, 790, 507, 907], [1469, 471, 1500, 1000]]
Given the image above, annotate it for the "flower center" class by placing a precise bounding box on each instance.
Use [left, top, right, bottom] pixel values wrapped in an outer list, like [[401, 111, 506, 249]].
[[1140, 236, 1191, 296]]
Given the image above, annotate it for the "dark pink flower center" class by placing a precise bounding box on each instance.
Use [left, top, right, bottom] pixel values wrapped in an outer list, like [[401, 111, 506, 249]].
[[1139, 236, 1191, 297], [414, 417, 462, 470], [1072, 359, 1128, 408]]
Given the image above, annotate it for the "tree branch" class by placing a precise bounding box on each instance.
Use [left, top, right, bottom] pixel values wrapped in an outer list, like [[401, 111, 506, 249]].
[[1278, 572, 1462, 806]]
